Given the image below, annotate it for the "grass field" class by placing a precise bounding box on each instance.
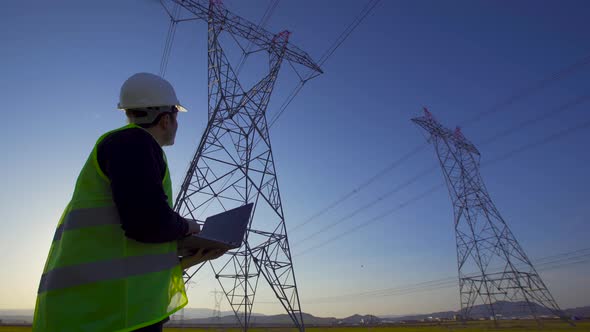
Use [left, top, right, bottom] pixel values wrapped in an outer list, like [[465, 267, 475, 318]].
[[1, 321, 588, 332]]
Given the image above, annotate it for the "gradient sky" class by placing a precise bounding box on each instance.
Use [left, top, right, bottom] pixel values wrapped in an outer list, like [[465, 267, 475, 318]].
[[1, 0, 590, 318]]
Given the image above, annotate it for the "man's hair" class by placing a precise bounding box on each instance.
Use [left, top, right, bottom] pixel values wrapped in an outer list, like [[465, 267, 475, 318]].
[[125, 106, 175, 128]]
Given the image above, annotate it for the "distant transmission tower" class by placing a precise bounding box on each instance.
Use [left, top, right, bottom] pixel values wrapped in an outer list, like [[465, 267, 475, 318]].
[[412, 108, 569, 324], [161, 0, 323, 331], [179, 280, 196, 327], [211, 289, 223, 320]]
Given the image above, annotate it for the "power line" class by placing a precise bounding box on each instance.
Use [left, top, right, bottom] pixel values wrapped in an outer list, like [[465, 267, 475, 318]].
[[290, 144, 427, 233], [479, 94, 590, 146], [293, 118, 590, 256], [268, 80, 306, 128], [269, 28, 590, 136], [253, 0, 382, 162], [369, 252, 590, 299], [290, 95, 590, 244], [462, 54, 590, 126], [294, 183, 444, 256], [267, 0, 382, 128], [297, 247, 590, 304], [317, 0, 381, 67], [485, 117, 590, 167], [159, 1, 181, 77], [295, 166, 436, 245], [257, 247, 590, 304], [288, 91, 590, 234]]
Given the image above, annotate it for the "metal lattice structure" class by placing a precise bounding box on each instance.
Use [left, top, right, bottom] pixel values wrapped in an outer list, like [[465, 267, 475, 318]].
[[412, 108, 569, 324], [211, 289, 223, 320], [164, 1, 322, 331]]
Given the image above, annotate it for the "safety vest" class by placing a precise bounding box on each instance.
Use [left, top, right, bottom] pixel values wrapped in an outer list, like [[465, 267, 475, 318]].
[[33, 124, 187, 332]]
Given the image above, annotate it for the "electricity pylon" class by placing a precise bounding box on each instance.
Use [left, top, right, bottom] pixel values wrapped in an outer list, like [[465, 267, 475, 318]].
[[164, 1, 322, 331], [211, 289, 223, 320], [412, 108, 569, 324], [178, 280, 196, 327]]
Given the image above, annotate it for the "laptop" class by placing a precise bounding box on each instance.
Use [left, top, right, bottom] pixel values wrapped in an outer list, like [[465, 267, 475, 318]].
[[178, 203, 253, 256]]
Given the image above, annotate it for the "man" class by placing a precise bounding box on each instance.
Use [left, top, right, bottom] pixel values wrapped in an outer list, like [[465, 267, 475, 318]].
[[33, 73, 223, 331]]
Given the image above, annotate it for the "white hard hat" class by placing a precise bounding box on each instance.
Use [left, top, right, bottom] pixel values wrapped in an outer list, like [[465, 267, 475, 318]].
[[117, 72, 187, 112]]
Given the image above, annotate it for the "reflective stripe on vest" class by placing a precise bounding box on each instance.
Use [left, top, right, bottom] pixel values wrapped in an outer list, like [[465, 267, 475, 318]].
[[38, 252, 179, 293], [52, 206, 119, 242]]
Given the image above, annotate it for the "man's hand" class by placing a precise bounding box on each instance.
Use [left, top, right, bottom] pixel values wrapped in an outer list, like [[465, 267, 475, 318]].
[[185, 220, 201, 235], [180, 248, 227, 270]]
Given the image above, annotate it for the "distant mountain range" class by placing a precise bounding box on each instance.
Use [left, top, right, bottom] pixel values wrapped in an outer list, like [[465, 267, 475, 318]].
[[2, 303, 588, 326], [167, 302, 590, 326], [171, 308, 265, 320], [382, 302, 590, 322], [0, 309, 33, 324], [168, 313, 381, 327]]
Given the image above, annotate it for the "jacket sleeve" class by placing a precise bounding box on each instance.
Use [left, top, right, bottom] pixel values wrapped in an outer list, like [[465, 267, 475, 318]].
[[97, 129, 189, 243]]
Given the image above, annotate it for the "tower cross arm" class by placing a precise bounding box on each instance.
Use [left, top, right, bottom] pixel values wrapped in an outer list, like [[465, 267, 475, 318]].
[[170, 0, 323, 74], [412, 114, 480, 155]]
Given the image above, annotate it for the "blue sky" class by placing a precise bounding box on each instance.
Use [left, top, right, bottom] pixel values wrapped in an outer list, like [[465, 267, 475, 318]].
[[1, 0, 589, 317]]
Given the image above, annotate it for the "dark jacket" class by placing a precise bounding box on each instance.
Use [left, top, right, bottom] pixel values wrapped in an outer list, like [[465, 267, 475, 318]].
[[97, 127, 188, 243]]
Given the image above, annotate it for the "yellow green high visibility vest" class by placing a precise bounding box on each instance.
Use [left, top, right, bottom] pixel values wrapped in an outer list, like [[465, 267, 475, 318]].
[[33, 124, 187, 332]]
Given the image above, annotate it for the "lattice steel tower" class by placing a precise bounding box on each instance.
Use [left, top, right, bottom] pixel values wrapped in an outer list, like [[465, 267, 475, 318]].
[[412, 108, 568, 323], [211, 289, 223, 320], [162, 1, 322, 331]]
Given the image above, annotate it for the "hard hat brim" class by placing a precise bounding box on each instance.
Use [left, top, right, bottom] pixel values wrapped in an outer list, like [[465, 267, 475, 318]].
[[116, 104, 188, 112]]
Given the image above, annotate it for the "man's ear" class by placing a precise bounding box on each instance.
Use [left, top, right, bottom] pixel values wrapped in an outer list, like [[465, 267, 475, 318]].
[[158, 113, 170, 130]]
